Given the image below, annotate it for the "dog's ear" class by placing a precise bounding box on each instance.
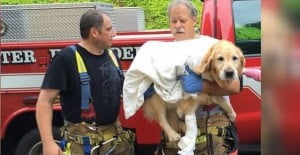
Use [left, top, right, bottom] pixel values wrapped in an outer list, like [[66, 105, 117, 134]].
[[235, 46, 245, 76], [195, 44, 215, 74]]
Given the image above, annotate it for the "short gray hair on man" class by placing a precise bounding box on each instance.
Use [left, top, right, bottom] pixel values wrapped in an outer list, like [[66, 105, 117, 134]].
[[167, 0, 198, 18]]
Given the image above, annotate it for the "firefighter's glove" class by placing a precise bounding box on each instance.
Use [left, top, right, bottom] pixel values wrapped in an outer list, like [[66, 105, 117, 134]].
[[178, 65, 203, 94], [144, 83, 155, 99]]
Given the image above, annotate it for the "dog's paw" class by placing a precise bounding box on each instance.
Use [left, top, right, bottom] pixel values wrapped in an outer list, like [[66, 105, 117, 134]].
[[168, 132, 181, 142], [178, 148, 194, 155], [178, 136, 195, 155], [228, 111, 236, 121]]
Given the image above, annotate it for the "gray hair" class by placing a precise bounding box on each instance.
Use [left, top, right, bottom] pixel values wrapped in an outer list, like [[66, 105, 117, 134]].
[[167, 0, 198, 18]]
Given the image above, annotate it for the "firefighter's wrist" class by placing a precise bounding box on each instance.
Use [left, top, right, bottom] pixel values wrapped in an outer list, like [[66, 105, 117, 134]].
[[42, 138, 55, 144]]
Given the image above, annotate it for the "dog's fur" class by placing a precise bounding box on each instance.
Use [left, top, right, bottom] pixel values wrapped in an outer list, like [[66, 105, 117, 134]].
[[142, 40, 245, 142]]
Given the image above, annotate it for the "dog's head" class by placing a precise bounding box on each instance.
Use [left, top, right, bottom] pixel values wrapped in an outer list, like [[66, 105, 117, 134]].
[[196, 40, 245, 82]]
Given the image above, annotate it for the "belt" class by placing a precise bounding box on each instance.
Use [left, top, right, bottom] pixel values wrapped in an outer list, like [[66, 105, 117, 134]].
[[164, 126, 229, 149], [62, 131, 107, 145], [61, 122, 117, 145], [198, 126, 229, 137], [61, 122, 134, 146]]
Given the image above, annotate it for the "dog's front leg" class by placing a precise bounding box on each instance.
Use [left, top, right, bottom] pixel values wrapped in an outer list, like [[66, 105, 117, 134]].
[[143, 94, 181, 142], [177, 113, 197, 155], [158, 110, 182, 142], [213, 96, 236, 121]]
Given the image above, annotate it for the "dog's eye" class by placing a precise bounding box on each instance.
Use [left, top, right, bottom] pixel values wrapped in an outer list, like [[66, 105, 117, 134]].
[[217, 57, 224, 61], [232, 56, 238, 61]]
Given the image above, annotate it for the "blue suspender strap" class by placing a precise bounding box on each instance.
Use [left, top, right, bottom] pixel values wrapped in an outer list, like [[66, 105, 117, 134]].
[[82, 136, 91, 155], [69, 45, 76, 54], [59, 138, 67, 151], [79, 72, 91, 110], [69, 45, 91, 110]]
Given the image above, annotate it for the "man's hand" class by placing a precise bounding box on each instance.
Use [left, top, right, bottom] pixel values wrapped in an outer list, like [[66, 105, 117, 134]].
[[43, 140, 63, 155], [178, 66, 203, 93], [243, 68, 261, 81]]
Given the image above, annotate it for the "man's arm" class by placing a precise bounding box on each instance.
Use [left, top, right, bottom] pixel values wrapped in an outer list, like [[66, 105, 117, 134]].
[[179, 66, 242, 95], [202, 78, 241, 95], [36, 89, 62, 155]]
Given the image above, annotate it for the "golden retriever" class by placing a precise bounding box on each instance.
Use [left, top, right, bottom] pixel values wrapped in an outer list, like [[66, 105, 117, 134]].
[[142, 40, 245, 143]]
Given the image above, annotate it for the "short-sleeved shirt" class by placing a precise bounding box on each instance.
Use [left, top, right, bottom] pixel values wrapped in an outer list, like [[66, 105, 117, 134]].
[[41, 44, 123, 125]]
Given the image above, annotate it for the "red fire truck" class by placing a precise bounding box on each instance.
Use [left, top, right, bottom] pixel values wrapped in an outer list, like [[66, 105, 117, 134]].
[[0, 0, 261, 154]]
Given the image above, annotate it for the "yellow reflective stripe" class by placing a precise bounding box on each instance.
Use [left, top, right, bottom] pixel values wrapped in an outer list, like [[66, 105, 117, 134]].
[[196, 135, 207, 143], [108, 49, 119, 68], [75, 49, 118, 73], [75, 52, 87, 73], [63, 143, 71, 155], [208, 127, 219, 135]]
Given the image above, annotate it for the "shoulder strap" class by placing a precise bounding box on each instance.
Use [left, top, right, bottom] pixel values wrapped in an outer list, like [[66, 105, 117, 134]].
[[69, 45, 91, 111], [107, 49, 124, 81], [107, 49, 119, 68], [107, 49, 124, 96], [75, 52, 87, 73]]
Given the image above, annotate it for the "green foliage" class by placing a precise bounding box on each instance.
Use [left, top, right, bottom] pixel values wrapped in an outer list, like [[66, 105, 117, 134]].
[[1, 0, 202, 30], [235, 27, 261, 40]]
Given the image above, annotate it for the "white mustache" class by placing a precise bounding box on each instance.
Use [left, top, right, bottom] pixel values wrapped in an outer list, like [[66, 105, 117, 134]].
[[175, 29, 185, 33]]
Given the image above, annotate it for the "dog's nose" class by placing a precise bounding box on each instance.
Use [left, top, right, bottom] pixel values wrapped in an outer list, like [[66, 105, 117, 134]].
[[225, 71, 234, 78]]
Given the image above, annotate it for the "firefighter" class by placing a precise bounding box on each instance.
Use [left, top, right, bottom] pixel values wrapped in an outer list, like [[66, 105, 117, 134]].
[[148, 0, 241, 154], [36, 10, 134, 155]]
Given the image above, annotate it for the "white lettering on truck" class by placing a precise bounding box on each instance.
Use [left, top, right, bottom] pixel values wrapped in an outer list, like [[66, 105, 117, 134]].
[[49, 49, 61, 58], [48, 47, 140, 60], [0, 46, 140, 65], [111, 46, 140, 60], [1, 50, 36, 64]]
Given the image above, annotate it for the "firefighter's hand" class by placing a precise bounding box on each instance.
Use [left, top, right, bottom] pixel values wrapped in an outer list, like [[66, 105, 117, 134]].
[[43, 140, 63, 155], [178, 66, 203, 93], [243, 68, 261, 81]]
